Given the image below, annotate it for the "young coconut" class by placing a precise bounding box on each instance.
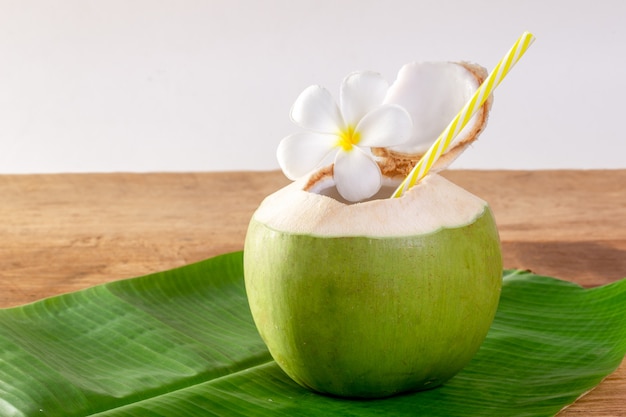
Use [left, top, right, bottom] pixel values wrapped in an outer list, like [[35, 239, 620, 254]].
[[244, 61, 502, 398]]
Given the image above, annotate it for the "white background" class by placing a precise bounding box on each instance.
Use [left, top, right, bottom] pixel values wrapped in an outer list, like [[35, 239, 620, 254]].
[[1, 0, 625, 174]]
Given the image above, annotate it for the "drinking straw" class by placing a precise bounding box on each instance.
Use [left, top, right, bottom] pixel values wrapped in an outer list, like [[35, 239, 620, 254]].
[[391, 31, 535, 198]]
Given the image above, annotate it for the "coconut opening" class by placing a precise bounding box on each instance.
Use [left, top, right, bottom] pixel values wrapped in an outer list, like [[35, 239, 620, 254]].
[[316, 185, 399, 205], [253, 173, 488, 238], [303, 165, 405, 205]]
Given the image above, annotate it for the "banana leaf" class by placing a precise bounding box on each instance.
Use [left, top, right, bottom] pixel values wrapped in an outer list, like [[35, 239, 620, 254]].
[[0, 251, 624, 416]]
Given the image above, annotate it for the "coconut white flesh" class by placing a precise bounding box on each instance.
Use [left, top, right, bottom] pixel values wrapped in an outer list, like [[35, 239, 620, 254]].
[[252, 173, 487, 238], [383, 62, 484, 155]]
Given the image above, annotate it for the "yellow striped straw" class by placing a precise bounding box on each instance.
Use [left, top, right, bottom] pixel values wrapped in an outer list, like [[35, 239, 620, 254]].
[[391, 31, 535, 198]]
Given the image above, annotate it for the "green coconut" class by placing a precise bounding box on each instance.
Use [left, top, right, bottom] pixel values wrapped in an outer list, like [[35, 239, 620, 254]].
[[244, 61, 500, 398], [244, 174, 502, 398]]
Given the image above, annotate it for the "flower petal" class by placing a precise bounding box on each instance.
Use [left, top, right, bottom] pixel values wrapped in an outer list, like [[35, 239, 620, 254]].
[[355, 104, 413, 147], [340, 71, 388, 127], [277, 132, 337, 180], [334, 148, 382, 202], [290, 85, 344, 133]]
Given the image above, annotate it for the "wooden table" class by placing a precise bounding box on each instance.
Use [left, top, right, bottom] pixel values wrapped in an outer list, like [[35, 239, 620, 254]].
[[0, 170, 624, 415]]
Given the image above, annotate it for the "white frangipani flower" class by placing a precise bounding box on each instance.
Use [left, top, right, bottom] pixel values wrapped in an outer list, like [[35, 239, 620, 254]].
[[277, 71, 413, 202]]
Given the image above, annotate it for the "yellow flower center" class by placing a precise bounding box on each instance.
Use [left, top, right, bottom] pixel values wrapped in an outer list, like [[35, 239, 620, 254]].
[[336, 125, 361, 151]]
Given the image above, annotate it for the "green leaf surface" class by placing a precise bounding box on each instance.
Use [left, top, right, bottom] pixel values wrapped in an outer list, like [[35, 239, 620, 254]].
[[0, 252, 624, 416]]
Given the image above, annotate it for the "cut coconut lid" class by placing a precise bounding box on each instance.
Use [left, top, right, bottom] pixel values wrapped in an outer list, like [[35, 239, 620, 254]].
[[277, 62, 492, 202], [375, 61, 491, 180]]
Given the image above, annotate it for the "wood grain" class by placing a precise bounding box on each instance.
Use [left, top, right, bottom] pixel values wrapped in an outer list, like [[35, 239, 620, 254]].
[[0, 170, 624, 416]]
